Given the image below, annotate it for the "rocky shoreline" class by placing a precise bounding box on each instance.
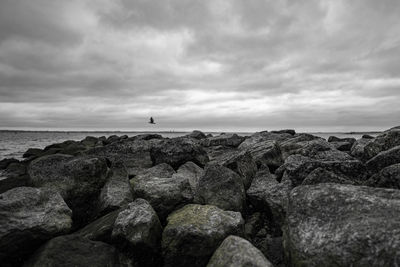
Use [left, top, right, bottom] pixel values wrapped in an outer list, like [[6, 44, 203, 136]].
[[1, 127, 400, 266]]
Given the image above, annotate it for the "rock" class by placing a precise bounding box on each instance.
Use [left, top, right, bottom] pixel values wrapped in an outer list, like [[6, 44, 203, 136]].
[[28, 154, 110, 226], [174, 161, 204, 192], [284, 183, 400, 267], [362, 134, 375, 139], [327, 136, 356, 144], [271, 129, 296, 135], [98, 163, 133, 214], [0, 158, 19, 170], [0, 162, 29, 193], [134, 163, 175, 180], [247, 168, 292, 226], [257, 235, 284, 267], [244, 212, 263, 238], [0, 187, 72, 266], [132, 133, 163, 141], [24, 235, 133, 267], [366, 163, 400, 189], [210, 150, 257, 190], [364, 129, 400, 159], [80, 136, 99, 147], [301, 167, 357, 185], [201, 133, 245, 148], [151, 138, 209, 169], [350, 137, 374, 160], [366, 145, 400, 172], [162, 204, 244, 267], [23, 148, 43, 158], [76, 209, 120, 242], [331, 141, 353, 151], [280, 134, 320, 160], [187, 130, 207, 140], [207, 235, 273, 267], [131, 173, 193, 221], [194, 164, 246, 212], [240, 139, 283, 171], [112, 199, 162, 266]]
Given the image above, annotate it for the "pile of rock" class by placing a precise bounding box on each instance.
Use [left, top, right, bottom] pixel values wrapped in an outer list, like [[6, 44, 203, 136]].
[[1, 126, 400, 266]]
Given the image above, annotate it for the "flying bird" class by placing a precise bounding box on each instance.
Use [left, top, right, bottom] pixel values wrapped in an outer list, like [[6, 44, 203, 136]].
[[148, 117, 156, 124]]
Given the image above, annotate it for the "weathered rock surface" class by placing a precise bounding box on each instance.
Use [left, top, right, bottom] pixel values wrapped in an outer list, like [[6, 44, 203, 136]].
[[133, 163, 175, 181], [240, 139, 283, 170], [28, 154, 109, 226], [76, 209, 120, 242], [366, 145, 400, 172], [279, 134, 320, 160], [366, 163, 400, 189], [24, 235, 133, 267], [201, 133, 245, 147], [350, 137, 374, 160], [207, 235, 273, 267], [112, 199, 162, 266], [0, 187, 72, 266], [162, 204, 244, 267], [364, 129, 400, 159], [301, 167, 356, 185], [151, 137, 209, 169], [284, 183, 400, 267], [174, 161, 204, 192], [0, 161, 29, 193], [187, 130, 207, 140], [194, 164, 246, 212]]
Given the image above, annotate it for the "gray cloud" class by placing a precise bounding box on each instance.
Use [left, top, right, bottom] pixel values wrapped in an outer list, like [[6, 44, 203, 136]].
[[0, 0, 399, 131]]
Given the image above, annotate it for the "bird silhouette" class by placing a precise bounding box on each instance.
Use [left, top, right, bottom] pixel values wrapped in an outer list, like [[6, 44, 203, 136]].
[[148, 117, 156, 124]]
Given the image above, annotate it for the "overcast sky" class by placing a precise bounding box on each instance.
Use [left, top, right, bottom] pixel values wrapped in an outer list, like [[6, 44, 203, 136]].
[[0, 0, 399, 132]]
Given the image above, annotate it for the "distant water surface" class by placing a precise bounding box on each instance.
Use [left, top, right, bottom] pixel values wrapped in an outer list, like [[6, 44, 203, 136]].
[[0, 131, 379, 160]]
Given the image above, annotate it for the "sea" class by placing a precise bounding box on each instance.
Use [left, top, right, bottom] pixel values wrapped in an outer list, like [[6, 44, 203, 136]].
[[0, 130, 380, 160]]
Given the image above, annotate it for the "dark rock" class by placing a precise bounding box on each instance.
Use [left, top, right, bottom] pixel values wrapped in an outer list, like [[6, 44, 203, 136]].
[[364, 129, 400, 159], [210, 150, 257, 190], [76, 209, 120, 242], [187, 130, 207, 140], [257, 235, 284, 267], [98, 163, 133, 214], [194, 164, 246, 212], [244, 212, 263, 239], [0, 187, 72, 266], [162, 204, 244, 267], [0, 158, 19, 170], [207, 235, 273, 267], [366, 163, 400, 189], [133, 163, 175, 180], [302, 167, 357, 185], [247, 168, 292, 226], [331, 141, 353, 151], [240, 138, 283, 170], [23, 148, 43, 158], [24, 235, 133, 267], [280, 133, 321, 160], [284, 183, 400, 267], [327, 136, 356, 144], [151, 138, 209, 169], [28, 154, 110, 226], [201, 133, 245, 148], [80, 136, 99, 147], [271, 129, 296, 135], [350, 137, 374, 161], [366, 145, 400, 171], [174, 161, 204, 192], [112, 199, 162, 266], [132, 133, 163, 141], [0, 162, 29, 193], [362, 134, 375, 139]]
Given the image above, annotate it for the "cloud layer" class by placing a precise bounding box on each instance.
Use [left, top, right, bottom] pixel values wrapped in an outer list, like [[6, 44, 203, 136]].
[[1, 0, 399, 131]]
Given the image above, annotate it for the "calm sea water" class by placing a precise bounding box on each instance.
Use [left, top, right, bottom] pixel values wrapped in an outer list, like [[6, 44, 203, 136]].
[[0, 131, 379, 160]]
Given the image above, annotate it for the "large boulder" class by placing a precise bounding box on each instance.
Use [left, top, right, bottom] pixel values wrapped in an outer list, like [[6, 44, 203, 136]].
[[0, 161, 29, 193], [279, 134, 320, 160], [364, 129, 400, 159], [133, 163, 176, 180], [98, 163, 133, 214], [366, 163, 400, 189], [151, 138, 209, 169], [162, 204, 244, 267], [350, 137, 374, 161], [24, 235, 133, 267], [201, 133, 245, 148], [173, 161, 204, 192], [366, 145, 400, 172], [247, 168, 292, 226], [284, 183, 400, 267], [207, 235, 273, 267], [0, 187, 72, 266], [28, 154, 110, 226], [112, 199, 162, 266], [187, 130, 207, 140], [301, 167, 357, 185], [240, 139, 283, 171], [194, 164, 246, 212]]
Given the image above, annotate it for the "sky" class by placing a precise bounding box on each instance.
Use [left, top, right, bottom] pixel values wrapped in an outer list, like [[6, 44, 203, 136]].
[[0, 0, 399, 132]]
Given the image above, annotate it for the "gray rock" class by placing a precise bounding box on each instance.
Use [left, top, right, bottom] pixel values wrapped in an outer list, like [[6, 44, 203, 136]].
[[0, 162, 29, 193], [327, 136, 356, 144], [201, 133, 245, 147], [247, 168, 292, 226], [302, 167, 357, 185], [366, 145, 400, 172], [284, 183, 400, 267], [366, 163, 400, 189], [187, 130, 207, 139], [280, 134, 321, 160], [194, 164, 246, 212], [330, 141, 353, 151], [151, 137, 209, 169], [364, 129, 400, 159], [133, 163, 176, 181], [76, 209, 120, 242], [174, 161, 204, 192], [0, 187, 72, 266], [207, 235, 273, 267], [350, 137, 374, 161], [98, 163, 133, 214], [162, 204, 244, 267], [240, 138, 283, 170], [112, 199, 162, 266], [28, 154, 109, 226], [24, 235, 133, 267], [271, 129, 296, 135], [23, 148, 44, 159], [0, 158, 19, 170]]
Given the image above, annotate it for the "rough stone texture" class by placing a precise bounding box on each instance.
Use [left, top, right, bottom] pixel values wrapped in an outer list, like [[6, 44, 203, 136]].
[[0, 158, 19, 170], [201, 133, 245, 148], [0, 187, 72, 266], [366, 163, 400, 189], [240, 138, 283, 170], [162, 204, 244, 267], [98, 163, 133, 214], [284, 183, 400, 267], [151, 137, 209, 169], [187, 130, 207, 140], [366, 145, 400, 172], [0, 162, 29, 193], [210, 150, 257, 190], [112, 199, 162, 266], [174, 161, 204, 192], [364, 129, 400, 159], [350, 137, 374, 161], [133, 163, 175, 181], [327, 136, 356, 144], [194, 164, 246, 212], [24, 235, 133, 267], [271, 129, 296, 135], [247, 168, 292, 226], [207, 235, 273, 267], [131, 174, 193, 220], [302, 167, 357, 185], [280, 134, 321, 160], [28, 154, 110, 226], [331, 141, 353, 151], [23, 148, 44, 159]]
